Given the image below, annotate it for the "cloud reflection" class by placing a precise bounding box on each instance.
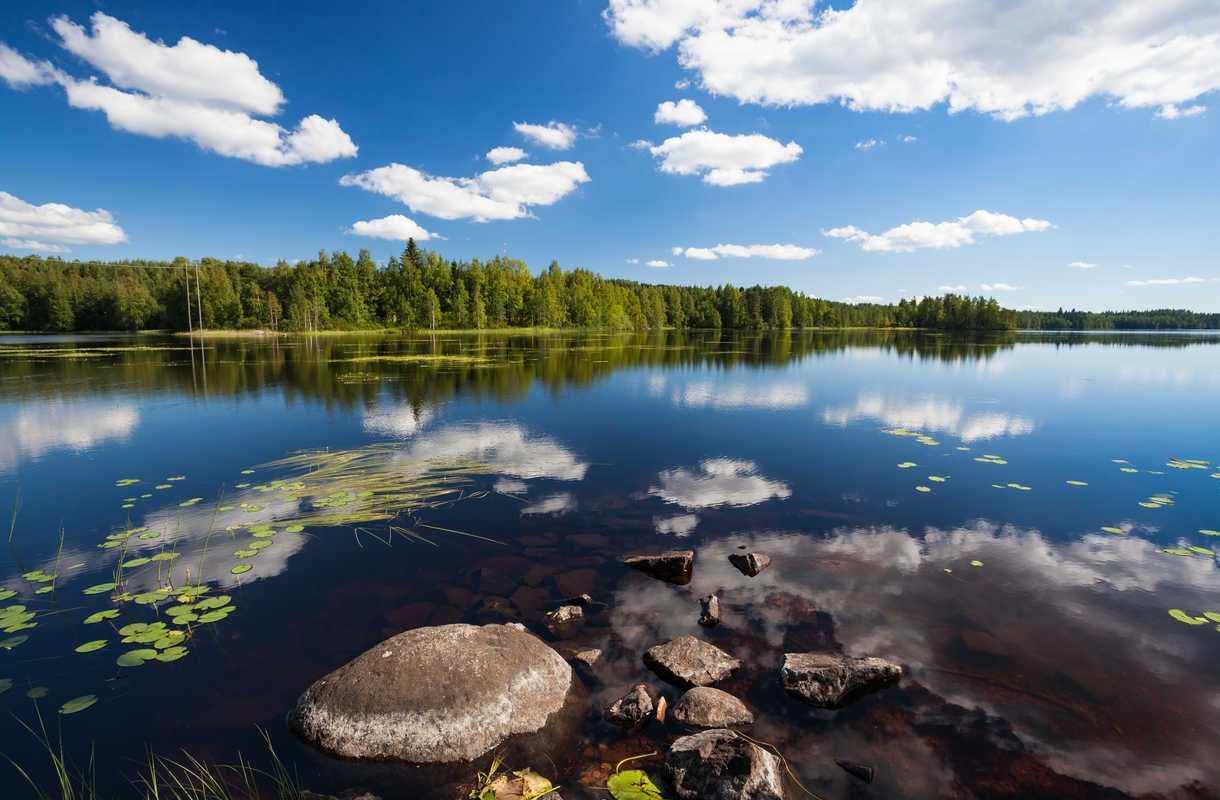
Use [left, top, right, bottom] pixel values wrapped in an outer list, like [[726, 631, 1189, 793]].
[[822, 393, 1034, 441], [0, 399, 139, 472], [649, 459, 790, 509]]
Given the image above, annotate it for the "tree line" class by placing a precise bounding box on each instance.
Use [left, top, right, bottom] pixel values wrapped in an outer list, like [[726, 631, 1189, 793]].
[[1016, 307, 1220, 330], [0, 241, 1201, 333]]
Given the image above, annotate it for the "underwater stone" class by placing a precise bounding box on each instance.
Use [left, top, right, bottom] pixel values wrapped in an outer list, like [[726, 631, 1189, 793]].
[[644, 636, 740, 687], [698, 594, 721, 627], [605, 682, 655, 728], [780, 652, 901, 708], [623, 550, 694, 584], [289, 623, 571, 763], [666, 729, 786, 800], [728, 552, 772, 577], [671, 687, 754, 729]]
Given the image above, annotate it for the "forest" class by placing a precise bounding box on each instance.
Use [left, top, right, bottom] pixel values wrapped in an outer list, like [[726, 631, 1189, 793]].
[[0, 241, 1209, 333]]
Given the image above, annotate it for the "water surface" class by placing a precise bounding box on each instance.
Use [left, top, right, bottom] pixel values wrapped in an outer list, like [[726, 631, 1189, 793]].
[[0, 330, 1217, 799]]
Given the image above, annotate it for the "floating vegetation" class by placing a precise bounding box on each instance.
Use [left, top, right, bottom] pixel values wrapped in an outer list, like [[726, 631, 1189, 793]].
[[231, 564, 252, 575], [928, 475, 947, 483], [115, 478, 140, 487], [1200, 529, 1220, 537], [339, 354, 490, 365], [1101, 526, 1128, 535], [1160, 548, 1195, 557], [915, 485, 931, 493], [975, 454, 1008, 465], [74, 640, 107, 653], [1006, 483, 1032, 491], [1066, 480, 1088, 486], [1167, 458, 1210, 470], [1138, 493, 1175, 509], [0, 604, 38, 634], [605, 753, 663, 800], [1119, 466, 1139, 474], [1169, 609, 1209, 625], [970, 560, 984, 567], [84, 609, 118, 624], [179, 497, 203, 507], [897, 462, 917, 469], [59, 695, 98, 715], [881, 427, 939, 446]]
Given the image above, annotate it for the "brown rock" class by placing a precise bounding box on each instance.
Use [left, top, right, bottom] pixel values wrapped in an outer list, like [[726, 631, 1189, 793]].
[[644, 636, 740, 687]]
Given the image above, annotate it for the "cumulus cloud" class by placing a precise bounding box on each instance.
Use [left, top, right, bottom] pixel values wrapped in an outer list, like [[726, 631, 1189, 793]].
[[822, 393, 1035, 442], [672, 242, 818, 260], [980, 282, 1021, 292], [646, 259, 670, 267], [603, 0, 1220, 120], [901, 134, 918, 143], [655, 98, 707, 126], [647, 128, 801, 185], [0, 190, 127, 252], [854, 138, 883, 150], [348, 214, 442, 242], [486, 146, 527, 165], [0, 12, 356, 166], [513, 120, 578, 150], [1156, 103, 1206, 119], [340, 161, 590, 222], [938, 284, 967, 292], [1125, 276, 1213, 287], [1067, 260, 1097, 269], [843, 295, 884, 304], [650, 458, 791, 509], [825, 210, 1052, 252]]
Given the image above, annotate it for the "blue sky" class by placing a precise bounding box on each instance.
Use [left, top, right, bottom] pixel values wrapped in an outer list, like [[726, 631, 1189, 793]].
[[1, 0, 1218, 311]]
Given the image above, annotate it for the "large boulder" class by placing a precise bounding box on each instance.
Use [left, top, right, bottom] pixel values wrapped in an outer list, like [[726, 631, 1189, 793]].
[[289, 623, 572, 763], [644, 636, 740, 687], [623, 551, 694, 584], [665, 729, 786, 799], [671, 687, 754, 729], [780, 652, 901, 707]]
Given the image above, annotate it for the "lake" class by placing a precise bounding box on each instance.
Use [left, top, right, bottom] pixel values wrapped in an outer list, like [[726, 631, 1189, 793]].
[[0, 330, 1217, 799]]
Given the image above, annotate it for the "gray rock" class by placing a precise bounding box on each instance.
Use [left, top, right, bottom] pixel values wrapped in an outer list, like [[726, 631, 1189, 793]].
[[671, 687, 754, 729], [644, 636, 740, 687], [698, 594, 720, 627], [665, 729, 786, 799], [623, 550, 694, 585], [780, 652, 901, 707], [728, 552, 772, 577], [289, 623, 571, 763], [605, 683, 655, 728]]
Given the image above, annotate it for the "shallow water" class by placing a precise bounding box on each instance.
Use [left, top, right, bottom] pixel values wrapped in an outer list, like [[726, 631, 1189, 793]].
[[0, 330, 1217, 799]]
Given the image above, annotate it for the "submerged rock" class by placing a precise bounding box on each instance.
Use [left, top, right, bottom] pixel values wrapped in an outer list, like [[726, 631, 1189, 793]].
[[605, 683, 655, 728], [780, 652, 901, 707], [644, 636, 740, 687], [623, 550, 694, 585], [665, 729, 786, 799], [835, 759, 876, 784], [572, 648, 602, 670], [548, 605, 584, 637], [698, 594, 721, 627], [289, 623, 571, 763], [671, 687, 754, 729], [728, 552, 772, 577]]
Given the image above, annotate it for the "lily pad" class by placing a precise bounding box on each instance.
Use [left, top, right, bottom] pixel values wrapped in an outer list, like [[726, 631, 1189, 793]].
[[915, 485, 931, 493], [1169, 609, 1208, 625], [1066, 480, 1088, 486], [121, 557, 151, 569], [1100, 526, 1127, 535], [60, 695, 98, 715], [116, 648, 159, 667], [230, 564, 252, 575], [607, 769, 664, 800], [83, 582, 117, 595], [84, 609, 119, 624], [74, 639, 108, 653], [26, 687, 47, 699]]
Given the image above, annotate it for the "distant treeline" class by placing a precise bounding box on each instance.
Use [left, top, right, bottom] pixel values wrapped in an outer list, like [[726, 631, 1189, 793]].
[[0, 242, 1205, 333], [1016, 308, 1220, 330]]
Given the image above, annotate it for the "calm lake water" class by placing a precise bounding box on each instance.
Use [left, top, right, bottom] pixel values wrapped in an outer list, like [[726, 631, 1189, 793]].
[[0, 330, 1217, 799]]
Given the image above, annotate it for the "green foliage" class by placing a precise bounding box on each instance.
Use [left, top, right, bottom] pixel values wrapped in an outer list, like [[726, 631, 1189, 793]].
[[0, 242, 1037, 334]]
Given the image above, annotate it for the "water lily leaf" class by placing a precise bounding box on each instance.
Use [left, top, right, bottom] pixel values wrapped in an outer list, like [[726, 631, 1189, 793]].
[[928, 475, 947, 483], [155, 646, 189, 662], [1188, 545, 1215, 555], [0, 679, 11, 693], [155, 484, 171, 490], [179, 498, 203, 507], [248, 541, 272, 551], [1066, 480, 1088, 486], [0, 590, 14, 601], [85, 609, 119, 624], [74, 640, 108, 653], [284, 525, 304, 533], [194, 595, 231, 611], [1204, 612, 1220, 624], [970, 560, 984, 567], [915, 486, 931, 493], [60, 695, 97, 715], [1169, 609, 1208, 625], [150, 552, 180, 562], [1200, 529, 1220, 537], [897, 462, 917, 469], [607, 769, 664, 800], [83, 583, 116, 595], [121, 557, 151, 569], [26, 687, 47, 699], [1, 635, 29, 649], [1100, 526, 1127, 535], [230, 564, 252, 575], [241, 469, 255, 475], [171, 613, 198, 625], [1160, 547, 1194, 557]]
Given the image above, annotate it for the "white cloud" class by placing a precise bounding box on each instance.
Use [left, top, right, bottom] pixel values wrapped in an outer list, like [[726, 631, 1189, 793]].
[[0, 44, 54, 88], [901, 135, 918, 143], [402, 423, 589, 482], [340, 161, 590, 222], [825, 210, 1053, 252], [843, 295, 884, 304], [855, 138, 883, 150], [1067, 260, 1097, 269], [513, 120, 578, 150], [486, 146, 527, 165], [0, 190, 127, 251], [654, 513, 699, 536], [1157, 103, 1207, 119], [674, 78, 691, 90], [649, 458, 791, 509], [604, 0, 1220, 120], [655, 98, 707, 126], [822, 393, 1035, 442], [647, 128, 801, 185], [672, 242, 818, 260], [1125, 276, 1213, 287], [938, 284, 967, 292], [349, 214, 442, 242], [625, 257, 640, 264], [646, 259, 671, 267], [981, 282, 1022, 292], [0, 13, 356, 167]]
